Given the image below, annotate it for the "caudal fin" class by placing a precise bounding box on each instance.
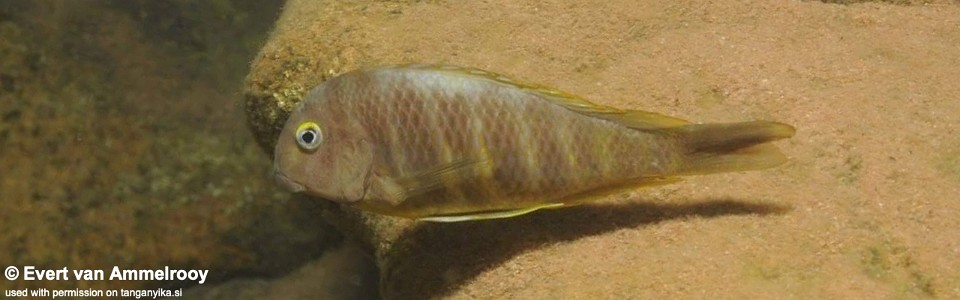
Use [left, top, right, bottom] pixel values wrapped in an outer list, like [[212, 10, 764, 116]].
[[670, 121, 795, 175]]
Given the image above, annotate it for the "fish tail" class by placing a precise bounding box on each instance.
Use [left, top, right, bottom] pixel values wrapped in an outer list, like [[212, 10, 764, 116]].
[[669, 121, 796, 175]]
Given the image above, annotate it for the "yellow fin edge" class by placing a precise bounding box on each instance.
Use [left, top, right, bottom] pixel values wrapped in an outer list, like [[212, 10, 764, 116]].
[[418, 203, 566, 222]]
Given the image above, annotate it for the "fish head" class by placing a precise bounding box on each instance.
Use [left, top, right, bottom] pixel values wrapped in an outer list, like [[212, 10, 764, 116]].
[[273, 94, 373, 203]]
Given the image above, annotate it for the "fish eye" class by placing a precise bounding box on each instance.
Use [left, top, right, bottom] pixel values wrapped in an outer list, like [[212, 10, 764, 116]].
[[295, 122, 323, 151]]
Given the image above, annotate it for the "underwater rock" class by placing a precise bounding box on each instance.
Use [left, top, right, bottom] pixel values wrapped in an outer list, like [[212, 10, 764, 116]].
[[182, 242, 379, 300], [245, 0, 960, 298], [0, 0, 340, 294]]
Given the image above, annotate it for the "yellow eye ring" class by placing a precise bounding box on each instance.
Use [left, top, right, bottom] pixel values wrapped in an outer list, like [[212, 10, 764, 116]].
[[295, 122, 323, 151]]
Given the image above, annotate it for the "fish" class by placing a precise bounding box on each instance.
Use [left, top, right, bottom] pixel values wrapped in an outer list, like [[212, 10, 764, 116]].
[[273, 64, 795, 222]]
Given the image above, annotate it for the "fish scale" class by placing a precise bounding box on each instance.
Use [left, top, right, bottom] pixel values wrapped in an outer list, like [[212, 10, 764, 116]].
[[358, 68, 654, 212], [274, 65, 795, 221]]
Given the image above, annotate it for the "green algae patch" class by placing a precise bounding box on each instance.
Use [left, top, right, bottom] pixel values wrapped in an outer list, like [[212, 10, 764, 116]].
[[837, 153, 863, 185], [742, 260, 784, 281], [695, 87, 726, 110], [938, 152, 960, 182], [858, 239, 937, 298]]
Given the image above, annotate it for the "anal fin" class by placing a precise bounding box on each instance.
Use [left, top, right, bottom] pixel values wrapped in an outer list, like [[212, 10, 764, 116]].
[[417, 176, 682, 222], [558, 176, 682, 206], [418, 203, 565, 222]]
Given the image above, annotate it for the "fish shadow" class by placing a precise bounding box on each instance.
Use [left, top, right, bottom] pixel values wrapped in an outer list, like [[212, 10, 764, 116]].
[[382, 198, 791, 299]]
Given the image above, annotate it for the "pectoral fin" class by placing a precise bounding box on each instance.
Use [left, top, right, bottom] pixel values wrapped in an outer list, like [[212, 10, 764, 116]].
[[418, 203, 566, 222], [372, 157, 489, 205]]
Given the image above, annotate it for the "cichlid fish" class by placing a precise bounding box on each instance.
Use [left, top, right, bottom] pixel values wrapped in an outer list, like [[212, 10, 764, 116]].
[[273, 65, 795, 222]]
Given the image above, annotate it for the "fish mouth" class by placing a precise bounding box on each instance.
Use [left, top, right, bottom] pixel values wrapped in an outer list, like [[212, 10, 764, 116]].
[[274, 170, 305, 193], [273, 158, 305, 193]]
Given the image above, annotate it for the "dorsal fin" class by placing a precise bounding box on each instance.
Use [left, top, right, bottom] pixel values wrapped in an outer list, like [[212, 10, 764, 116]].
[[604, 110, 691, 130], [395, 64, 691, 131]]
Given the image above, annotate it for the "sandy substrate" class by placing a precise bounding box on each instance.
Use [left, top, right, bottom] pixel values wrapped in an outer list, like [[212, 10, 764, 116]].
[[244, 0, 960, 298]]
